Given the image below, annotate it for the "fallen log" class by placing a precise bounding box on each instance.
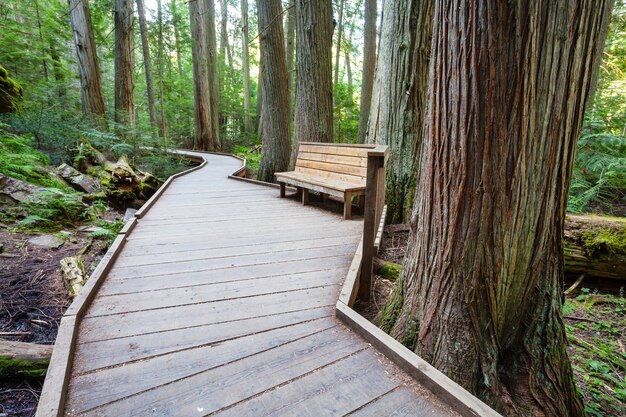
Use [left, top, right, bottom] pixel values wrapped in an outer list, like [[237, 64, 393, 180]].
[[564, 214, 626, 280], [0, 340, 52, 379]]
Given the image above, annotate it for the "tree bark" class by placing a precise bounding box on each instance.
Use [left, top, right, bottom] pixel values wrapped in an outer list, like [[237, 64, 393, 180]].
[[356, 0, 376, 144], [136, 0, 159, 142], [333, 0, 345, 86], [385, 1, 614, 415], [68, 0, 106, 122], [292, 0, 334, 164], [189, 0, 217, 150], [219, 0, 233, 68], [241, 0, 253, 134], [205, 0, 221, 149], [114, 0, 135, 128], [257, 0, 291, 182], [157, 0, 168, 146], [367, 0, 434, 224], [34, 0, 48, 82], [285, 0, 296, 120]]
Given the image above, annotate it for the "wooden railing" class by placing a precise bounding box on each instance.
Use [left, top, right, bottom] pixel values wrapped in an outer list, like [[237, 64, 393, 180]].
[[358, 145, 388, 302]]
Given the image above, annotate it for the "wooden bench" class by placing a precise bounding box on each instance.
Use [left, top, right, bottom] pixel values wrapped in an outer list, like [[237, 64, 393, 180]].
[[275, 142, 374, 219]]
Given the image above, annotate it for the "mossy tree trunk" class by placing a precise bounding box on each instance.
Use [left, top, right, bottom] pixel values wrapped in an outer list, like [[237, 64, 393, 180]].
[[256, 0, 291, 182], [386, 1, 614, 415], [367, 0, 434, 224]]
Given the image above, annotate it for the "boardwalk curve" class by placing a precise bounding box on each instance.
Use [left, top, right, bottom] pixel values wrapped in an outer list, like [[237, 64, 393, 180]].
[[37, 152, 472, 416]]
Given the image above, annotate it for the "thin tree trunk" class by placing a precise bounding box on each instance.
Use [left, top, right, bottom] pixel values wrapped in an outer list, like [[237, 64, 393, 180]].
[[189, 0, 216, 150], [356, 0, 376, 144], [285, 0, 296, 120], [136, 0, 159, 142], [367, 0, 433, 224], [241, 0, 253, 134], [68, 0, 106, 122], [344, 28, 353, 86], [157, 0, 168, 147], [220, 0, 233, 68], [255, 55, 263, 134], [384, 1, 614, 415], [257, 0, 291, 182], [205, 0, 221, 149], [34, 0, 48, 82], [48, 41, 66, 98], [114, 0, 135, 128], [292, 0, 334, 164], [333, 0, 345, 86], [171, 0, 184, 76]]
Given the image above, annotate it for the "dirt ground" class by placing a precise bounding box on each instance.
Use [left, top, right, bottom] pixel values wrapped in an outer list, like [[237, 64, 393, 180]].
[[0, 219, 118, 416]]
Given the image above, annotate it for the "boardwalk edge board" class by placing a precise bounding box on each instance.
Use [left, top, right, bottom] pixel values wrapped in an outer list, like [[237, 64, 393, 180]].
[[35, 150, 229, 417], [335, 250, 502, 417]]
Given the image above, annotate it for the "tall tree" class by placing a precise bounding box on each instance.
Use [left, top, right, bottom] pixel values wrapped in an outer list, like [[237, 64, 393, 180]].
[[356, 0, 376, 143], [284, 0, 296, 117], [333, 0, 345, 85], [241, 0, 253, 134], [68, 0, 106, 121], [367, 0, 434, 224], [189, 0, 217, 150], [257, 0, 291, 182], [157, 0, 168, 145], [114, 0, 135, 128], [382, 1, 614, 415], [292, 0, 334, 161], [219, 0, 233, 68], [136, 0, 159, 141], [171, 0, 184, 76], [205, 0, 221, 148]]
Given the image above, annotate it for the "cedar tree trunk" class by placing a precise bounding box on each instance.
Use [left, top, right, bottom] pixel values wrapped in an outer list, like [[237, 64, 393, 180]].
[[114, 0, 135, 128], [356, 0, 376, 144]]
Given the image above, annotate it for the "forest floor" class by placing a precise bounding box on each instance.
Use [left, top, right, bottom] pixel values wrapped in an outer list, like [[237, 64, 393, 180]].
[[355, 225, 626, 417], [0, 210, 123, 417]]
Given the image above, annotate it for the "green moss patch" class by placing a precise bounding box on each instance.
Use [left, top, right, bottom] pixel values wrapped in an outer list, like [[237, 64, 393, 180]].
[[582, 227, 626, 257], [0, 65, 23, 113]]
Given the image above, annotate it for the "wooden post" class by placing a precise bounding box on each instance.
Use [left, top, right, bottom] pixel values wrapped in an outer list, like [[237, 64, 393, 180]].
[[359, 145, 388, 302], [280, 182, 286, 197]]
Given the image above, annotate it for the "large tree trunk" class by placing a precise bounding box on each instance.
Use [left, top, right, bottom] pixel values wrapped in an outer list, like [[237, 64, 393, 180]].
[[157, 0, 168, 146], [333, 0, 345, 86], [384, 1, 614, 415], [256, 0, 291, 182], [136, 0, 159, 142], [356, 0, 376, 144], [241, 0, 253, 134], [68, 0, 106, 122], [367, 0, 433, 224], [189, 0, 217, 150], [205, 0, 221, 149], [114, 0, 135, 128], [292, 0, 334, 164], [285, 0, 296, 121]]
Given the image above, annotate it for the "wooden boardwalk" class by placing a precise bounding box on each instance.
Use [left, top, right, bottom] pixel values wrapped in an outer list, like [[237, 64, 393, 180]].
[[43, 153, 459, 416]]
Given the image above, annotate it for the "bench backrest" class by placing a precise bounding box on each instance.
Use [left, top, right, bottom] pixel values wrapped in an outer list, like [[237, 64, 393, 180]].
[[295, 142, 374, 185]]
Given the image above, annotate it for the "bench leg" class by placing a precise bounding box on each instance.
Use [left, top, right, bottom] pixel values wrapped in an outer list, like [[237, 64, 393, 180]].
[[280, 182, 286, 198], [358, 194, 365, 213], [321, 193, 328, 203], [302, 189, 309, 205], [344, 191, 353, 219]]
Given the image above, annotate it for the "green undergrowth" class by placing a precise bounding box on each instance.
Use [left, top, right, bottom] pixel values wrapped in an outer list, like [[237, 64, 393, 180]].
[[564, 288, 626, 416], [233, 145, 261, 174], [0, 127, 67, 189], [15, 189, 87, 232]]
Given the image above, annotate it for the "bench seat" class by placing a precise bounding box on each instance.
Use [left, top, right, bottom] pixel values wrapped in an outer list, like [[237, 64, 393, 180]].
[[275, 142, 374, 219]]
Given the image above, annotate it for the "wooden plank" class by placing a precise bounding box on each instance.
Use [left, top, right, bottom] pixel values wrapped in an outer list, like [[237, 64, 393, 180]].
[[83, 328, 366, 416], [339, 238, 363, 307], [295, 165, 365, 184], [299, 143, 371, 157], [216, 349, 400, 417], [73, 307, 332, 374], [348, 387, 454, 417], [106, 244, 356, 280], [66, 320, 338, 413], [98, 256, 353, 296], [297, 151, 368, 168], [80, 286, 338, 342], [87, 269, 344, 317], [335, 302, 502, 417], [34, 316, 77, 417], [296, 158, 368, 177], [114, 235, 360, 268]]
